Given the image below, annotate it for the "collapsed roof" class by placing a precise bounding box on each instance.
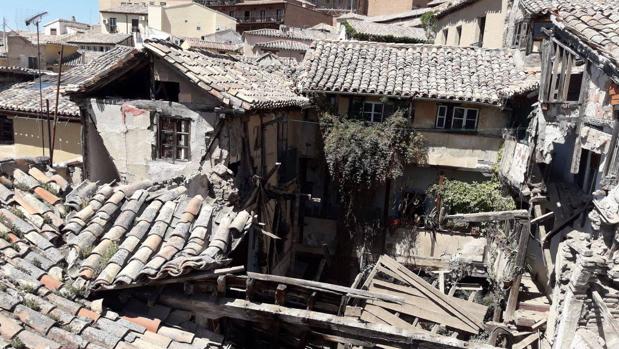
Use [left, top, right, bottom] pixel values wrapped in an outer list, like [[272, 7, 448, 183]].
[[143, 40, 309, 111], [297, 40, 538, 106]]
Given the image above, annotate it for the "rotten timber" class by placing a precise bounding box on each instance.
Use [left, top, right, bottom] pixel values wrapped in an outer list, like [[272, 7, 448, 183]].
[[445, 210, 528, 223], [159, 292, 497, 349]]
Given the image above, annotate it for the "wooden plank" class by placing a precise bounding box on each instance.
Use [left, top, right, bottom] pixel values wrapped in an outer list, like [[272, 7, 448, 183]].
[[364, 304, 426, 333], [368, 300, 477, 334], [504, 223, 530, 323], [371, 278, 487, 319], [444, 210, 528, 223], [160, 293, 482, 349], [360, 310, 389, 325], [247, 272, 405, 304], [368, 282, 486, 322], [379, 255, 481, 331], [512, 332, 540, 349], [592, 290, 619, 335], [530, 211, 554, 225]]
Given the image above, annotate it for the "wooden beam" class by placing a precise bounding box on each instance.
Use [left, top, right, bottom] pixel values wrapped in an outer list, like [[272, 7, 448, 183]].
[[246, 272, 406, 304], [592, 291, 619, 335], [444, 210, 528, 223], [158, 292, 484, 349], [512, 332, 540, 349], [530, 211, 554, 225], [504, 223, 530, 323], [275, 284, 287, 306]]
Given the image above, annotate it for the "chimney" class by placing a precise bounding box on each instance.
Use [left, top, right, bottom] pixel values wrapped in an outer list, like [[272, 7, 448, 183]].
[[71, 16, 76, 22]]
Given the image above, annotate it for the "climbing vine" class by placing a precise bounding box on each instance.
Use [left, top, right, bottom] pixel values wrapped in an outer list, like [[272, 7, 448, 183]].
[[428, 177, 516, 215], [320, 112, 426, 225], [342, 20, 427, 44], [420, 12, 437, 42]]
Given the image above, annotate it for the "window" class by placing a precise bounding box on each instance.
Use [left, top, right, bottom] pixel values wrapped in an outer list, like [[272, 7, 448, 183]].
[[477, 16, 486, 46], [512, 21, 528, 48], [131, 19, 140, 32], [160, 2, 167, 5], [435, 105, 448, 128], [196, 26, 201, 31], [0, 117, 14, 145], [229, 11, 234, 16], [157, 116, 190, 161], [451, 107, 478, 130], [541, 41, 585, 104], [441, 29, 448, 45], [455, 26, 462, 46], [27, 57, 38, 69], [260, 10, 266, 21], [244, 11, 250, 20], [276, 9, 283, 21], [109, 17, 117, 33], [50, 28, 57, 35], [362, 101, 384, 122], [154, 81, 180, 102]]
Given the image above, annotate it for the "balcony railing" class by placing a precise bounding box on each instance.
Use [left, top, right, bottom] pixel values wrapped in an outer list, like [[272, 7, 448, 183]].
[[238, 17, 283, 23]]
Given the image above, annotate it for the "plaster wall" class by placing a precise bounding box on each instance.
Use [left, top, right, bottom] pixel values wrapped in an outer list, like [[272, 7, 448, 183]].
[[435, 0, 508, 49], [153, 59, 222, 105], [9, 117, 81, 162], [148, 4, 237, 38], [283, 3, 334, 28], [87, 99, 215, 184], [100, 12, 148, 35]]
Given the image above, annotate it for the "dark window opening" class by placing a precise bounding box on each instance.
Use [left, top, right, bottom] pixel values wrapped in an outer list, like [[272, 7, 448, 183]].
[[157, 116, 191, 162], [567, 73, 584, 102], [434, 105, 479, 131], [109, 17, 117, 33], [244, 11, 250, 20], [455, 26, 462, 46], [577, 148, 600, 193], [50, 28, 57, 35], [477, 16, 486, 46], [0, 117, 14, 145], [27, 57, 38, 69], [131, 19, 140, 32], [154, 81, 180, 102]]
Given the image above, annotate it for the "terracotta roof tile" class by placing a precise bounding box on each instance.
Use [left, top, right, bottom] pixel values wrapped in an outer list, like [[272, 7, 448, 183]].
[[298, 40, 539, 106], [144, 40, 308, 111]]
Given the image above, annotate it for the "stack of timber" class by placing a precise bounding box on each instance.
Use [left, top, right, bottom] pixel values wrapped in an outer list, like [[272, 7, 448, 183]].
[[350, 255, 488, 336]]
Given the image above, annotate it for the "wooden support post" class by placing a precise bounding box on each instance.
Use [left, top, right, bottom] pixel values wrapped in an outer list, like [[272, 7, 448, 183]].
[[504, 221, 530, 323], [217, 275, 227, 297], [246, 278, 256, 301], [275, 284, 287, 306], [306, 291, 316, 311]]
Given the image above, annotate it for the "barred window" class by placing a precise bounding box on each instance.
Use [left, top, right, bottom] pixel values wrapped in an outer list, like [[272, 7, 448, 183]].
[[157, 116, 190, 162]]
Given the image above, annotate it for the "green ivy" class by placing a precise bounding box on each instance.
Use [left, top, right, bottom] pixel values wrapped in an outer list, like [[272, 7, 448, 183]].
[[428, 177, 516, 214], [321, 112, 426, 193]]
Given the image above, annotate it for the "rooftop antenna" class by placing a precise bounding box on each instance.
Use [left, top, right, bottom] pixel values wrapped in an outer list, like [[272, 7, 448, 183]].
[[25, 11, 48, 157]]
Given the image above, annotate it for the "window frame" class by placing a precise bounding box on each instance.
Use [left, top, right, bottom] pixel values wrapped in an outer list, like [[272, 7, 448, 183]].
[[156, 115, 191, 162], [450, 107, 479, 131], [109, 17, 117, 33], [455, 25, 462, 46], [362, 101, 385, 123], [435, 105, 448, 128]]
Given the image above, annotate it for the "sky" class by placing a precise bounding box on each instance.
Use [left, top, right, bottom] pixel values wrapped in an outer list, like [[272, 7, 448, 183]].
[[0, 0, 99, 32]]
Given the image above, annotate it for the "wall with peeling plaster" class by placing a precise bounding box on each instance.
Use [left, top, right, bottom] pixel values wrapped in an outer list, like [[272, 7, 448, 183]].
[[85, 99, 215, 184]]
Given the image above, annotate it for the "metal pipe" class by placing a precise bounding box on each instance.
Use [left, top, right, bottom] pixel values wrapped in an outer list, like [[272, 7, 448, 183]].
[[51, 44, 65, 164]]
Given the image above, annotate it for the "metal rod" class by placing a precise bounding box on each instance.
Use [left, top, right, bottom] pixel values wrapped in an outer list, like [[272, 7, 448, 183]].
[[46, 99, 52, 162], [36, 21, 45, 157], [51, 44, 65, 165]]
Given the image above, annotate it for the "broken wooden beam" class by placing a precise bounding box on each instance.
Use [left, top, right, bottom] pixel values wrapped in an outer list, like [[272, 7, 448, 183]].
[[530, 211, 554, 224], [275, 284, 287, 306], [246, 272, 406, 304], [444, 210, 528, 223], [159, 292, 496, 349]]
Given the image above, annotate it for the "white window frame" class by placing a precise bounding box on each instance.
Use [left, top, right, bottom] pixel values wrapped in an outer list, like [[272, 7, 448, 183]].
[[362, 101, 384, 123], [435, 105, 448, 128], [451, 107, 479, 130]]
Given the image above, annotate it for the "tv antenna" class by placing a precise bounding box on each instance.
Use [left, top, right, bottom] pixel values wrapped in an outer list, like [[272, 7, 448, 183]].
[[25, 11, 48, 157]]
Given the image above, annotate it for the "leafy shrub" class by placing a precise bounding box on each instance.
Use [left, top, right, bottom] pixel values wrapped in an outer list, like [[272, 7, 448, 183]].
[[428, 177, 516, 214]]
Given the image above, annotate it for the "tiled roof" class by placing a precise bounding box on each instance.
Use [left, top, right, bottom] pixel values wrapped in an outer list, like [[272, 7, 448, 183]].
[[182, 38, 243, 52], [144, 40, 309, 110], [519, 0, 552, 15], [255, 40, 310, 52], [310, 23, 335, 32], [298, 40, 539, 106], [100, 3, 149, 15], [243, 27, 337, 42], [66, 32, 132, 45], [345, 19, 427, 42], [366, 8, 433, 23], [0, 66, 41, 76], [11, 31, 77, 47], [0, 46, 141, 117], [0, 158, 224, 349], [554, 0, 619, 66]]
